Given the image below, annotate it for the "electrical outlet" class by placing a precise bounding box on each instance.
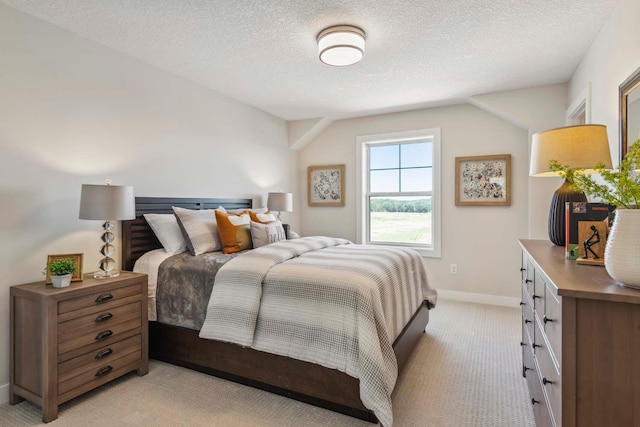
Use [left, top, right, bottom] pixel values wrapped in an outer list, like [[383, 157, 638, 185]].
[[450, 264, 458, 274]]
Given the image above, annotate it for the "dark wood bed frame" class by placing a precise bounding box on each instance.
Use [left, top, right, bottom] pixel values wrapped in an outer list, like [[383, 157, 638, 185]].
[[122, 197, 430, 423]]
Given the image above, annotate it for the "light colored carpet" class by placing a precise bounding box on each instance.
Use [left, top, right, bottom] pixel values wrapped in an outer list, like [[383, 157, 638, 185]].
[[0, 300, 535, 426]]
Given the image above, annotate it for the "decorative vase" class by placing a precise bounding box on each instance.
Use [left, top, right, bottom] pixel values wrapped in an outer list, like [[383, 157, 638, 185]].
[[51, 273, 72, 288], [605, 209, 640, 288]]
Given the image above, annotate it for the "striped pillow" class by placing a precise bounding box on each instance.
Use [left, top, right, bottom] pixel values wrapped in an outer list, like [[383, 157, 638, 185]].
[[172, 206, 222, 255]]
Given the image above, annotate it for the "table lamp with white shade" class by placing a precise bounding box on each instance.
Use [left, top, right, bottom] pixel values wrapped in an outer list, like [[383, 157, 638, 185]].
[[267, 192, 293, 238], [529, 124, 613, 246], [79, 180, 135, 278]]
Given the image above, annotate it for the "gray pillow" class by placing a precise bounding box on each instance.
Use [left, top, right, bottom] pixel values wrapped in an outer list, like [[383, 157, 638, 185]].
[[172, 206, 222, 255], [250, 220, 286, 248]]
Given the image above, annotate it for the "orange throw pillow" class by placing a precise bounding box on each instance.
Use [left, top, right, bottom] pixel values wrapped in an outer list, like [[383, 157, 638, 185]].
[[248, 211, 277, 224], [214, 210, 252, 254]]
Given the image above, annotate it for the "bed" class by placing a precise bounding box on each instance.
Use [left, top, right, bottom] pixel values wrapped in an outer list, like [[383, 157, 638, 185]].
[[122, 197, 434, 425]]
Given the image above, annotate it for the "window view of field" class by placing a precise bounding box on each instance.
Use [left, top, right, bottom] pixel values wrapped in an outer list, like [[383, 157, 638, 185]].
[[369, 197, 432, 245]]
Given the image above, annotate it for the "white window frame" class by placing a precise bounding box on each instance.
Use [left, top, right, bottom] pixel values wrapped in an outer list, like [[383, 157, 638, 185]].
[[356, 128, 441, 258]]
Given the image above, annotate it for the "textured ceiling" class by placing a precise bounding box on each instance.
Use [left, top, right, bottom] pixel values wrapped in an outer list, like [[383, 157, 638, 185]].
[[1, 0, 617, 121]]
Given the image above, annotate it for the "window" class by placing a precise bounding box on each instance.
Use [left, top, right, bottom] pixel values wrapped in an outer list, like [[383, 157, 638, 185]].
[[356, 129, 441, 257]]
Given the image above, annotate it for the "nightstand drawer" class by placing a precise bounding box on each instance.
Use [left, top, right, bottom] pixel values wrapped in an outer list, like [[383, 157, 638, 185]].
[[58, 317, 141, 355], [58, 335, 142, 382], [58, 350, 141, 397], [59, 301, 141, 343], [58, 283, 142, 315]]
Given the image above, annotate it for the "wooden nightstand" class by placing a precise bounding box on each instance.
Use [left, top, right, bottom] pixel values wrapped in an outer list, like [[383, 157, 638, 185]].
[[10, 271, 148, 422]]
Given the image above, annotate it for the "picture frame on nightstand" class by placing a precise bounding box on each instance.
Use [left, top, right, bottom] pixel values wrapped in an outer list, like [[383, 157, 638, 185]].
[[45, 253, 83, 284]]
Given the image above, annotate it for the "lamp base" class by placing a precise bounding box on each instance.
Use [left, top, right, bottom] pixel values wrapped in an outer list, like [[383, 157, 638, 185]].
[[548, 179, 587, 246], [93, 270, 121, 279]]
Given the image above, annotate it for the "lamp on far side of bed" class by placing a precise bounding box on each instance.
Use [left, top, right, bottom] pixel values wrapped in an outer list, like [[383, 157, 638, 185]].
[[267, 192, 293, 221], [267, 192, 293, 239], [529, 124, 612, 247], [79, 180, 135, 279]]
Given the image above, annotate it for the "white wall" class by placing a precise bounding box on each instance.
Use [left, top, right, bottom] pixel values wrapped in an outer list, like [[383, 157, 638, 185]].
[[0, 4, 296, 400], [299, 103, 529, 301], [569, 0, 640, 163], [470, 83, 569, 240]]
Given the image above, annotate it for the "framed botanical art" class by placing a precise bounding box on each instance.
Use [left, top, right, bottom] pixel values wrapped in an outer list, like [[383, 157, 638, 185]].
[[45, 253, 83, 284], [308, 164, 345, 206], [455, 154, 511, 206]]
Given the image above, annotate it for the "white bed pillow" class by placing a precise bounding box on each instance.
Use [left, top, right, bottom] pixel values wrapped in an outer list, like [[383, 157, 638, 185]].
[[250, 220, 287, 248], [227, 206, 269, 215], [172, 206, 223, 255], [143, 213, 188, 256]]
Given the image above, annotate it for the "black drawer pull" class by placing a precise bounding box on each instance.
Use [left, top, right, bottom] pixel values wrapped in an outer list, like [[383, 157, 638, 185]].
[[95, 366, 113, 377], [533, 343, 541, 349], [519, 301, 525, 306], [95, 312, 113, 322], [95, 330, 113, 341], [543, 377, 554, 385], [524, 319, 532, 324], [533, 294, 541, 299], [531, 398, 540, 405], [520, 342, 526, 347], [95, 348, 113, 359], [95, 293, 113, 303], [525, 279, 533, 283], [543, 316, 554, 324], [523, 366, 532, 377], [520, 268, 526, 272]]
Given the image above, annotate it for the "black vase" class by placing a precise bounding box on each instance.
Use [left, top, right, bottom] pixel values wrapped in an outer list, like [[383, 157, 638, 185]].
[[548, 180, 587, 246]]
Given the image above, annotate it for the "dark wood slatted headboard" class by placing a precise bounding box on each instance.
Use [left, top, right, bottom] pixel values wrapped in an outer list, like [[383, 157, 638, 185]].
[[121, 197, 252, 271]]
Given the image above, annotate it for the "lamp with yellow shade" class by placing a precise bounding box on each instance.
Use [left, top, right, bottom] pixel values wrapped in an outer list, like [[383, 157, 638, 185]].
[[530, 124, 613, 246]]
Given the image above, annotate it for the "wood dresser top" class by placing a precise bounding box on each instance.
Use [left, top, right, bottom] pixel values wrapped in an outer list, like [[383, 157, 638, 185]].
[[519, 239, 640, 304], [11, 271, 146, 298]]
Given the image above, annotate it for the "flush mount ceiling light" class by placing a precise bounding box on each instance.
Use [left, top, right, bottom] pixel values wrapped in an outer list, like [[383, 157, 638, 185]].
[[317, 25, 366, 66]]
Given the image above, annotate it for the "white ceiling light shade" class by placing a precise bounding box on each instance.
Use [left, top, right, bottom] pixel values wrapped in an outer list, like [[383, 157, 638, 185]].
[[317, 25, 366, 66]]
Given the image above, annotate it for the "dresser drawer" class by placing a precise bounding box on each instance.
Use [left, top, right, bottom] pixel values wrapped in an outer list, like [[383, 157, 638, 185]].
[[58, 350, 141, 396], [58, 316, 141, 355], [522, 285, 535, 343], [534, 269, 546, 314], [59, 301, 141, 343], [58, 283, 142, 315], [523, 257, 535, 298], [58, 335, 142, 382], [544, 282, 562, 364], [535, 318, 561, 426]]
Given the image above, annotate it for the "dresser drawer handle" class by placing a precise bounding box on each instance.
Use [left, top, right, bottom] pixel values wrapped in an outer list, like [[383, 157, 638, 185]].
[[520, 342, 526, 347], [523, 366, 532, 377], [524, 319, 532, 324], [95, 312, 113, 322], [543, 316, 554, 324], [533, 294, 541, 300], [519, 301, 525, 306], [95, 293, 113, 303], [533, 343, 541, 349], [95, 330, 113, 341], [543, 377, 554, 385], [531, 398, 540, 405], [520, 268, 526, 272], [525, 279, 533, 283], [95, 348, 113, 359], [95, 366, 113, 377]]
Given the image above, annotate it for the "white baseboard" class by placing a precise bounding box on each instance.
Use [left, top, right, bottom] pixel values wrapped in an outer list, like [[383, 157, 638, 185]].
[[0, 382, 9, 405], [437, 290, 521, 307]]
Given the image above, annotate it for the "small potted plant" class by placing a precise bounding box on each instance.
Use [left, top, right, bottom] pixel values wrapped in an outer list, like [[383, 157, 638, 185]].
[[551, 139, 640, 287], [47, 258, 77, 288]]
